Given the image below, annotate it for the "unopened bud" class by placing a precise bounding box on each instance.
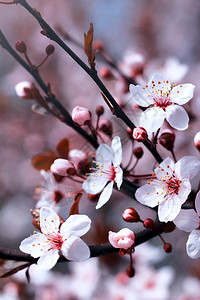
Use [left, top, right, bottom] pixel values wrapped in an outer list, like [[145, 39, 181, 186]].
[[143, 218, 155, 229], [72, 106, 91, 126], [99, 67, 114, 80], [194, 132, 200, 152], [133, 147, 143, 159], [15, 81, 33, 99], [163, 243, 172, 253], [15, 41, 27, 53], [93, 40, 104, 51], [45, 44, 55, 55], [50, 159, 76, 176], [126, 266, 135, 278], [122, 207, 140, 223], [158, 130, 175, 151], [133, 127, 148, 142], [96, 105, 104, 116], [126, 127, 133, 138], [99, 119, 113, 137]]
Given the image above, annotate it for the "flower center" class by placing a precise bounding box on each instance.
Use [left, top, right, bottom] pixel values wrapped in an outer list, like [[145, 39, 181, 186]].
[[153, 95, 172, 110], [166, 176, 180, 195], [48, 233, 63, 250]]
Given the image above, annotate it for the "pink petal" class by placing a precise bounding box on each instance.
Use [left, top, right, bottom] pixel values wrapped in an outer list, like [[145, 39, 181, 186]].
[[37, 249, 60, 270], [186, 230, 200, 259], [61, 236, 90, 261], [174, 209, 199, 232], [140, 107, 166, 133], [40, 207, 60, 235], [96, 181, 114, 209], [175, 156, 200, 180], [111, 136, 122, 166], [158, 194, 182, 222], [178, 178, 191, 204], [165, 105, 189, 130], [19, 233, 50, 258], [96, 144, 113, 164], [135, 180, 165, 208], [60, 214, 91, 239], [115, 166, 123, 189], [170, 84, 195, 105]]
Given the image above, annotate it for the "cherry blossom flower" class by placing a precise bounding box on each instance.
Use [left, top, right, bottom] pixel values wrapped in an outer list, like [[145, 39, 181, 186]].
[[108, 228, 136, 250], [82, 136, 123, 209], [20, 207, 91, 270], [174, 191, 200, 259], [135, 156, 200, 222], [129, 74, 195, 132]]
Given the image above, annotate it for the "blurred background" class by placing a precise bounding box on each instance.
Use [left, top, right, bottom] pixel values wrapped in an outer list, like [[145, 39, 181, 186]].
[[0, 0, 200, 299]]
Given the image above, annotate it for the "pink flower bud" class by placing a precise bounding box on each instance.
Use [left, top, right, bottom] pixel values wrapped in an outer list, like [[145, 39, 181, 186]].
[[122, 208, 140, 223], [133, 147, 143, 159], [72, 106, 91, 126], [158, 130, 175, 151], [15, 81, 33, 99], [143, 218, 155, 229], [50, 159, 76, 176], [95, 105, 104, 116], [15, 41, 27, 53], [163, 243, 172, 253], [126, 266, 135, 278], [133, 127, 148, 142], [194, 132, 200, 152], [108, 228, 136, 250], [99, 119, 113, 137], [45, 44, 55, 55]]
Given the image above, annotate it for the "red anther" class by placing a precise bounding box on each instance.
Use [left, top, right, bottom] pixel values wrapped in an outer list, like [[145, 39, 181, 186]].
[[163, 243, 172, 253], [133, 127, 148, 142], [143, 218, 155, 229], [15, 41, 27, 53], [95, 105, 104, 116], [133, 147, 144, 159], [45, 44, 55, 55], [158, 130, 175, 151], [126, 266, 135, 278], [122, 207, 140, 223]]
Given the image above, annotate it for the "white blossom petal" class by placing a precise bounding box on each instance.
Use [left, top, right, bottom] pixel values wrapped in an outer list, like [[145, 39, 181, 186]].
[[147, 74, 171, 92], [61, 236, 90, 261], [186, 230, 200, 259], [20, 233, 50, 258], [170, 84, 195, 105], [40, 207, 60, 235], [96, 144, 113, 164], [129, 84, 154, 107], [175, 156, 200, 180], [140, 107, 166, 133], [178, 178, 191, 204], [115, 166, 123, 189], [174, 209, 199, 232], [111, 136, 122, 166], [155, 157, 175, 180], [165, 105, 189, 130], [82, 176, 107, 194], [195, 191, 200, 217], [135, 180, 165, 208], [60, 214, 91, 239], [37, 249, 59, 270], [158, 194, 182, 222], [96, 181, 114, 209]]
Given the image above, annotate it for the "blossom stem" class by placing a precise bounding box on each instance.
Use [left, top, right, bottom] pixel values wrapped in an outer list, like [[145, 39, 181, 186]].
[[17, 0, 163, 165]]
